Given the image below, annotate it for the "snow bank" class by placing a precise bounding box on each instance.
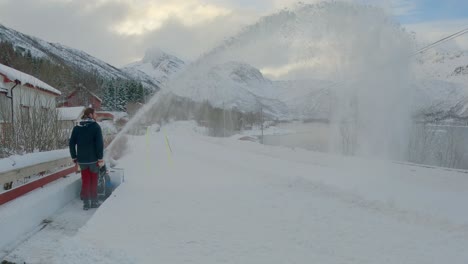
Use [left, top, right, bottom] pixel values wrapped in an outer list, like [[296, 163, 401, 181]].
[[0, 149, 69, 174], [0, 174, 80, 256]]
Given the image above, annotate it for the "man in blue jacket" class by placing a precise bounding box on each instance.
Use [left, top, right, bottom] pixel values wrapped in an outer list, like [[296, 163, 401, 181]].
[[69, 108, 104, 210]]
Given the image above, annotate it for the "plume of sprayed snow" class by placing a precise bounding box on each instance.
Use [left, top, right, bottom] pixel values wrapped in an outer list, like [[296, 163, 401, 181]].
[[109, 1, 414, 161]]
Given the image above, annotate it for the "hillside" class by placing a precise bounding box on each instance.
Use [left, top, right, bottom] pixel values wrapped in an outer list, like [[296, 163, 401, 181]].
[[0, 24, 131, 80], [0, 23, 153, 108]]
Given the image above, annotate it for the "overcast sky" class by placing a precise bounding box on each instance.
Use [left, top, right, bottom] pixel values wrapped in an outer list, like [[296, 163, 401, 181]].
[[0, 0, 467, 67]]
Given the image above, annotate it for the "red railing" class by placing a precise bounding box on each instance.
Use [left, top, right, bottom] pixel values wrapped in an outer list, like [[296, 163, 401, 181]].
[[0, 157, 76, 206]]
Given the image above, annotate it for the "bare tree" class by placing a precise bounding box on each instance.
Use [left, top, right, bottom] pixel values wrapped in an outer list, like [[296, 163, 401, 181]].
[[0, 96, 13, 157], [3, 92, 68, 155]]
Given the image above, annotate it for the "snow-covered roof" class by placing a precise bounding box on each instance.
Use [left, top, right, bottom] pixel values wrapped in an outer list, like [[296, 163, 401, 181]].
[[88, 90, 102, 102], [101, 111, 129, 122], [0, 63, 61, 95], [57, 106, 85, 121]]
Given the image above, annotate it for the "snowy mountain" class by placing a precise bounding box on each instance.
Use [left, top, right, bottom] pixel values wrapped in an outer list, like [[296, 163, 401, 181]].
[[122, 48, 185, 91], [412, 79, 467, 120], [125, 56, 334, 119], [0, 23, 141, 83], [415, 49, 468, 84], [412, 49, 468, 121], [271, 80, 333, 120], [167, 61, 288, 117], [157, 56, 465, 122]]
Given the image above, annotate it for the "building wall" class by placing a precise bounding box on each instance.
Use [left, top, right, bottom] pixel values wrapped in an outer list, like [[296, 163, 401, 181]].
[[0, 93, 11, 143], [2, 82, 58, 122], [59, 120, 77, 132], [66, 90, 101, 109], [91, 96, 102, 109], [14, 85, 57, 109], [0, 93, 11, 123]]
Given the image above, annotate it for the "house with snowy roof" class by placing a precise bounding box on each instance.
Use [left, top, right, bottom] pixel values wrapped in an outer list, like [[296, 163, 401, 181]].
[[56, 106, 85, 130], [63, 84, 102, 110], [0, 63, 61, 139]]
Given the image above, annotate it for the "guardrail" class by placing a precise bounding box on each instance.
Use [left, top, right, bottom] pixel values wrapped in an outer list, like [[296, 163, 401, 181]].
[[0, 157, 76, 206], [1, 157, 73, 188]]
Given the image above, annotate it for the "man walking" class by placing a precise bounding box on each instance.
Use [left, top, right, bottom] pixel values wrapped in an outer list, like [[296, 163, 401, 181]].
[[69, 108, 104, 210]]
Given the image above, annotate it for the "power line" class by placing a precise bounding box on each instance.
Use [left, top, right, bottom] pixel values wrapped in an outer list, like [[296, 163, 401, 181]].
[[413, 26, 468, 56], [307, 26, 468, 93]]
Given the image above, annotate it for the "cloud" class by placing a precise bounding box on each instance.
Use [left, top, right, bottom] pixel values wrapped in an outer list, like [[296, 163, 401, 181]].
[[0, 0, 257, 66], [111, 0, 231, 35], [0, 0, 466, 70], [0, 0, 140, 66], [139, 12, 256, 62]]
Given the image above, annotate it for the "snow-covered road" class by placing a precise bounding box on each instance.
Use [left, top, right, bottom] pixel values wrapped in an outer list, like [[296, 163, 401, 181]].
[[5, 122, 468, 263], [4, 200, 95, 263]]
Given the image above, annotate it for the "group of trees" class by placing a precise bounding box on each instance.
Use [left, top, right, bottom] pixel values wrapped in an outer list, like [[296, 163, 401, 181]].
[[101, 78, 148, 111]]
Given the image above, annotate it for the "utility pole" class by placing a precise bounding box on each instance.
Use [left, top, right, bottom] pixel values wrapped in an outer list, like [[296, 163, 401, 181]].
[[6, 80, 20, 149], [114, 82, 117, 111], [223, 101, 226, 137]]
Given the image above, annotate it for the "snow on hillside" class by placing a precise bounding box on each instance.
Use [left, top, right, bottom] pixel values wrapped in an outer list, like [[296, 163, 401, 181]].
[[412, 79, 467, 116], [122, 48, 185, 91], [271, 80, 334, 120], [167, 61, 289, 117], [119, 66, 161, 92], [415, 49, 468, 85], [151, 55, 468, 121], [46, 42, 129, 79], [0, 24, 48, 58], [409, 48, 468, 120], [0, 24, 133, 81], [8, 121, 467, 263]]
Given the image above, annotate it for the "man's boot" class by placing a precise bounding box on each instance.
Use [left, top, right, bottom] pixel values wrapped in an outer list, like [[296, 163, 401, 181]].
[[83, 199, 90, 210]]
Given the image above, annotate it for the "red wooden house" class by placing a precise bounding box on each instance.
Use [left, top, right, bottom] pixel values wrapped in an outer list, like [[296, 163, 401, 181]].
[[63, 87, 102, 110]]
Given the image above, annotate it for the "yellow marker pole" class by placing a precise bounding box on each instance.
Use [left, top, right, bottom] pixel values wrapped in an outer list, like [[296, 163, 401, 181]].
[[164, 131, 173, 167], [146, 126, 152, 174]]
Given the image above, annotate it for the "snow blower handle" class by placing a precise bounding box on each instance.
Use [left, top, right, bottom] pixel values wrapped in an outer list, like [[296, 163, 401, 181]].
[[73, 159, 81, 174]]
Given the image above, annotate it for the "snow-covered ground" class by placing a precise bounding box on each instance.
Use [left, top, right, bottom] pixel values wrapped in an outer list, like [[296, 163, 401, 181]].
[[3, 121, 467, 263], [3, 199, 95, 263], [0, 172, 81, 257]]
